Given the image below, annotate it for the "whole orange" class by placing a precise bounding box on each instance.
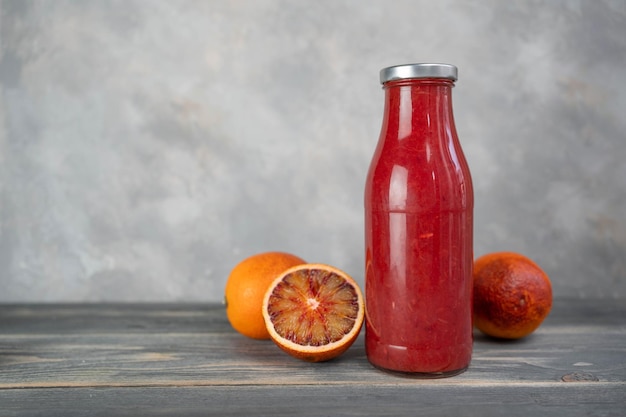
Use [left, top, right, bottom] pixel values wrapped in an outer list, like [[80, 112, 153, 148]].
[[225, 252, 305, 339], [473, 252, 552, 339]]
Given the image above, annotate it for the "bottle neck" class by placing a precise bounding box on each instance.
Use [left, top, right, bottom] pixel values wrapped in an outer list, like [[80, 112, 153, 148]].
[[381, 78, 456, 142]]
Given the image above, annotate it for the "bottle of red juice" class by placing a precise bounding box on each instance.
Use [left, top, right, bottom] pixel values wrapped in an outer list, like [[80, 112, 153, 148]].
[[364, 63, 474, 377]]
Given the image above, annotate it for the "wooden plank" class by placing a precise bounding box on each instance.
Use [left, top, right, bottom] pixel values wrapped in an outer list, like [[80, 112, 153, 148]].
[[0, 303, 228, 335], [1, 384, 625, 417], [0, 299, 625, 415], [0, 300, 625, 387], [0, 327, 625, 388]]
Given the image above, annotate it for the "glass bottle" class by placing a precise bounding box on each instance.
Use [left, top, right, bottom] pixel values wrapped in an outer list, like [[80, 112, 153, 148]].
[[364, 63, 474, 377]]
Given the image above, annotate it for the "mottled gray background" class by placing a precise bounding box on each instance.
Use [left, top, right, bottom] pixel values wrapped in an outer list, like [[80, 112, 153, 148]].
[[1, 0, 625, 302]]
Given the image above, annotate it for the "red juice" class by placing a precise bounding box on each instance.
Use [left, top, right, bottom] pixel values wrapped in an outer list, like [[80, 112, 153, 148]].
[[364, 64, 474, 377]]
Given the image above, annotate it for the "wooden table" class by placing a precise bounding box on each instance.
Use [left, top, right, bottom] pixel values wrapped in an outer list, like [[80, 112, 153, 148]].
[[1, 299, 624, 416]]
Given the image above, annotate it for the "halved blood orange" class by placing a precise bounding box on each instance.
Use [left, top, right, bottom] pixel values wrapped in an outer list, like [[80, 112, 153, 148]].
[[262, 263, 364, 362]]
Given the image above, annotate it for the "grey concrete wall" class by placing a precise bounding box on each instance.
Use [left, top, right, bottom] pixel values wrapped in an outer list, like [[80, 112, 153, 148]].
[[1, 0, 625, 302]]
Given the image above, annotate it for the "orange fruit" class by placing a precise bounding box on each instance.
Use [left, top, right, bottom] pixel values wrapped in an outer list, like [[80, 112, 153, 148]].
[[262, 263, 364, 362], [473, 252, 553, 339], [225, 252, 306, 339]]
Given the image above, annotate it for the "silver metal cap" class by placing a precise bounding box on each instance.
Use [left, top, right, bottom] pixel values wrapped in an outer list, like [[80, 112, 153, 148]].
[[380, 63, 458, 84]]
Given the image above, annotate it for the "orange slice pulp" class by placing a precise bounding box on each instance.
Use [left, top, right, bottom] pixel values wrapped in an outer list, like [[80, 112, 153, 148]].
[[262, 263, 364, 362]]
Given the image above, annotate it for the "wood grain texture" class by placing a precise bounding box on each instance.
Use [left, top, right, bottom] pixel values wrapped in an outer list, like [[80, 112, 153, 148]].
[[0, 299, 625, 416]]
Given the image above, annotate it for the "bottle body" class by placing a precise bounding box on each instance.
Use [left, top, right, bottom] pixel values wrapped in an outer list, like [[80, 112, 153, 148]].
[[364, 67, 473, 376]]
